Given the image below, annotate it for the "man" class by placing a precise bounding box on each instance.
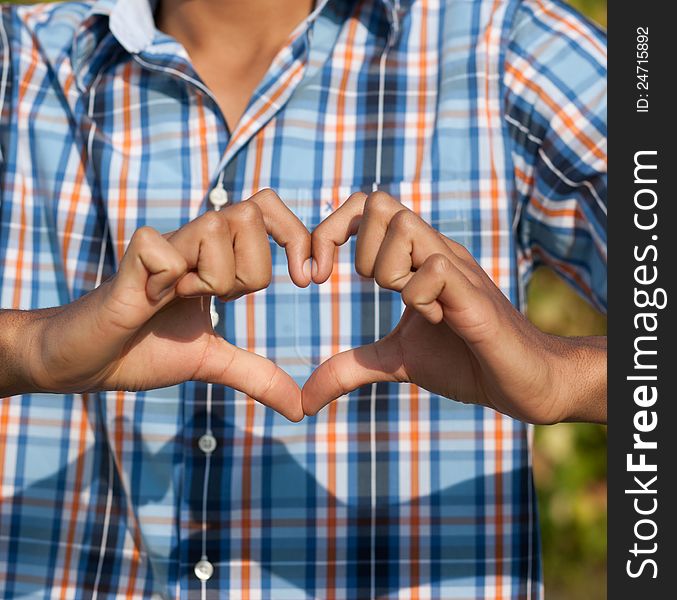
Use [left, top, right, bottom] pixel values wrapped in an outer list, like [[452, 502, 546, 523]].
[[0, 0, 606, 597]]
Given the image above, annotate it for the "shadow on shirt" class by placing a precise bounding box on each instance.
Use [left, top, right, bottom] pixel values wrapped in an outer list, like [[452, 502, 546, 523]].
[[3, 413, 538, 597]]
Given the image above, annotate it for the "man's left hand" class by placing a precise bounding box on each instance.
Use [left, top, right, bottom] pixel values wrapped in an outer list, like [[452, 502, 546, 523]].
[[302, 192, 607, 425]]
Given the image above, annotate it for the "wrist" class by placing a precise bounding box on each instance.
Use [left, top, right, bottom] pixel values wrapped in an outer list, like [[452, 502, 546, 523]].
[[548, 335, 607, 424], [0, 309, 46, 396], [9, 307, 66, 395]]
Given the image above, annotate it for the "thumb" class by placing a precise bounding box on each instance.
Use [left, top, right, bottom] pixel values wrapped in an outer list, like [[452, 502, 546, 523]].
[[199, 337, 304, 422], [302, 337, 404, 416]]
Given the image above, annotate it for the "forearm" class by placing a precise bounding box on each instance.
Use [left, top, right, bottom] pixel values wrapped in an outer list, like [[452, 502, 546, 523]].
[[555, 335, 607, 424]]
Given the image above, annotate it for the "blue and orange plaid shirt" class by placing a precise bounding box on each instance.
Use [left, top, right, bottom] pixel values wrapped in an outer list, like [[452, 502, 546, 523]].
[[0, 0, 606, 598]]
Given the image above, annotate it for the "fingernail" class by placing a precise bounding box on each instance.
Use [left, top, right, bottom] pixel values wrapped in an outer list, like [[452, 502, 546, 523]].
[[303, 258, 312, 281], [311, 259, 318, 280]]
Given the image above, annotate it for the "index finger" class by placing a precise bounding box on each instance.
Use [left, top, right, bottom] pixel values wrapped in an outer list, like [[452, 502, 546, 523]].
[[247, 188, 312, 287], [310, 192, 363, 284], [310, 191, 406, 284]]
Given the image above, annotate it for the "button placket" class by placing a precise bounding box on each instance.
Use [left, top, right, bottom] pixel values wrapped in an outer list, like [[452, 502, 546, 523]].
[[192, 379, 217, 585], [207, 177, 228, 330], [194, 177, 228, 584]]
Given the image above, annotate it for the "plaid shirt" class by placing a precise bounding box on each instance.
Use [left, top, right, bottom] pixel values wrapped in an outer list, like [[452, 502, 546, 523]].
[[0, 0, 606, 598]]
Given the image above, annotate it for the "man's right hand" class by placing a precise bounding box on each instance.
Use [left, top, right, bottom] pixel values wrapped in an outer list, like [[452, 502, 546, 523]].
[[2, 189, 310, 422]]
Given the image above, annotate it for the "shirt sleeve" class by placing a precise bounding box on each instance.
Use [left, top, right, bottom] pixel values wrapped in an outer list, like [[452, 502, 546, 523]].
[[504, 0, 607, 312], [0, 8, 10, 172]]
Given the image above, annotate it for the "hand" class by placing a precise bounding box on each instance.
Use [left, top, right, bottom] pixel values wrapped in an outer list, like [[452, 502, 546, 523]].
[[303, 192, 607, 425], [22, 189, 310, 422]]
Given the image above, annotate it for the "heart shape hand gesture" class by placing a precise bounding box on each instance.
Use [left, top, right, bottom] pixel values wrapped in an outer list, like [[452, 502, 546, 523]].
[[303, 192, 596, 425], [19, 189, 605, 425]]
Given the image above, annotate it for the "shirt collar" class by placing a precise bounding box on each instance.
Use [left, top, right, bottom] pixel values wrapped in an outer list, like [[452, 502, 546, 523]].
[[108, 0, 159, 54]]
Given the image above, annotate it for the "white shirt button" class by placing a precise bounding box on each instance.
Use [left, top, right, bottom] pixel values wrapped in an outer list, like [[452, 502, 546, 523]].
[[210, 307, 219, 328], [198, 433, 217, 454], [194, 559, 214, 581], [208, 186, 229, 210]]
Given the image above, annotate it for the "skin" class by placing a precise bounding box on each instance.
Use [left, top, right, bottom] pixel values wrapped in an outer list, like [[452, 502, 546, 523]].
[[156, 0, 315, 130], [0, 1, 607, 425]]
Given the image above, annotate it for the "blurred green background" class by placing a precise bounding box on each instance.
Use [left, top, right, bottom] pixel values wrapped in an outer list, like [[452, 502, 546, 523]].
[[6, 0, 607, 598], [528, 3, 607, 599]]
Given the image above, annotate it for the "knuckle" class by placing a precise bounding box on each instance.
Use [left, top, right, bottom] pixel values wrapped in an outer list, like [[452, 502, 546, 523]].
[[454, 242, 474, 261], [233, 199, 263, 225], [130, 225, 158, 248], [364, 191, 395, 217], [365, 190, 393, 206], [258, 187, 280, 201], [346, 191, 368, 204], [252, 187, 281, 208], [343, 191, 368, 213], [389, 208, 416, 232], [428, 253, 452, 275], [200, 210, 227, 234]]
